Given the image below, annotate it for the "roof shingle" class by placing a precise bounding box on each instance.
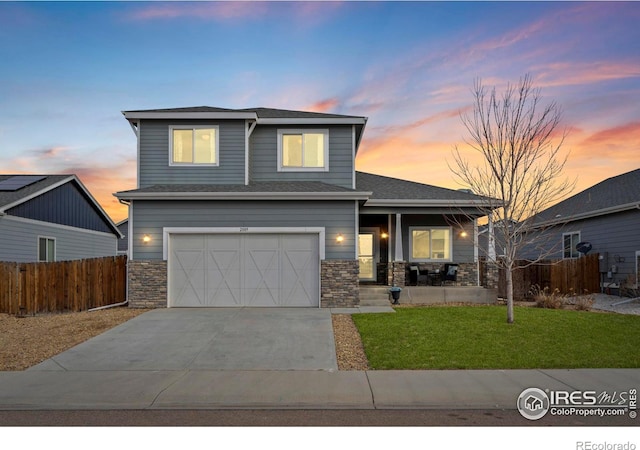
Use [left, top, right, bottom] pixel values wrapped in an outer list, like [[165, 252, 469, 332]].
[[122, 106, 365, 120], [0, 175, 71, 209], [356, 171, 489, 201], [530, 168, 640, 224]]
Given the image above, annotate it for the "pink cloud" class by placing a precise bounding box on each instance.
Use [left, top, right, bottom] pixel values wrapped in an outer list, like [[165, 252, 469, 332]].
[[28, 146, 71, 159], [370, 107, 470, 137], [126, 1, 269, 21], [575, 121, 640, 159], [304, 98, 341, 113], [534, 61, 640, 88], [59, 161, 137, 222], [125, 1, 345, 23]]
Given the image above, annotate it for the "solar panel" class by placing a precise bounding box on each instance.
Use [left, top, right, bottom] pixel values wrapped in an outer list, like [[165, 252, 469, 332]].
[[0, 175, 47, 191]]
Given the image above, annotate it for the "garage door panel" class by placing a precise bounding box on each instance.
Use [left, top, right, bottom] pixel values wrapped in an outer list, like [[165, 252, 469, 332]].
[[281, 235, 318, 308], [169, 245, 206, 307], [169, 233, 319, 307], [245, 288, 280, 307]]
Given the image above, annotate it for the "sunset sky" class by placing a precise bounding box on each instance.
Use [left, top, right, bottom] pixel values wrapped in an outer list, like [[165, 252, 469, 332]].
[[0, 1, 638, 223]]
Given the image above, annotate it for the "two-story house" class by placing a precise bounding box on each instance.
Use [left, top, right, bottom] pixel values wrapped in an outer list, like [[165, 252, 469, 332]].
[[115, 106, 492, 308]]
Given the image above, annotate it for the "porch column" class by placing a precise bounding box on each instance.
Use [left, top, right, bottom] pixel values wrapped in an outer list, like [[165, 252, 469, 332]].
[[392, 213, 406, 286], [394, 213, 403, 261], [387, 214, 393, 285], [488, 215, 496, 262]]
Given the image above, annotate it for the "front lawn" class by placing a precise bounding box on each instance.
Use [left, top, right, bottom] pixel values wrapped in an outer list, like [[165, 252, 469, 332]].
[[351, 306, 640, 370]]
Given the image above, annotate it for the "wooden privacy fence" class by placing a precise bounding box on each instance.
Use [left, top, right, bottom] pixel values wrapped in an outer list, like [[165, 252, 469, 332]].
[[0, 256, 127, 315], [498, 253, 600, 300]]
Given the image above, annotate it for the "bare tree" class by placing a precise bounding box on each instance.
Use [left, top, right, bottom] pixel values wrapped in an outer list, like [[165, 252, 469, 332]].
[[451, 74, 575, 323]]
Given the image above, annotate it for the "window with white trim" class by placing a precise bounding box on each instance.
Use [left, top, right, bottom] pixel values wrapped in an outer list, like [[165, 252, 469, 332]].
[[277, 129, 328, 171], [38, 236, 55, 262], [169, 126, 219, 165], [409, 227, 452, 262], [562, 231, 580, 258]]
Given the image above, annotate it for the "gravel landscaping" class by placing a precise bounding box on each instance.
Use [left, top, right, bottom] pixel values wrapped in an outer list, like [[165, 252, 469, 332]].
[[0, 308, 149, 371], [0, 308, 369, 371]]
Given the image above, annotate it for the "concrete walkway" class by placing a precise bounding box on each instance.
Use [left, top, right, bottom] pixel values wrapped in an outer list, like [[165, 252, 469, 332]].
[[591, 293, 640, 315]]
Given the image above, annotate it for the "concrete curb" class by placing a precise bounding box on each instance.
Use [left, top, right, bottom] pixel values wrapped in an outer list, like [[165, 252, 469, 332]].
[[0, 368, 638, 411]]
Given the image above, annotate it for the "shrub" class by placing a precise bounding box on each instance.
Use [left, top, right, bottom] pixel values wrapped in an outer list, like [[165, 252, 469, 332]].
[[530, 285, 565, 309], [620, 275, 639, 299], [565, 290, 595, 311], [573, 295, 595, 311]]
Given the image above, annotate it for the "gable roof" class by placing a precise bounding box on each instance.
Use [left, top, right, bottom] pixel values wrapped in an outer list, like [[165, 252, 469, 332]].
[[356, 172, 495, 208], [528, 168, 640, 226], [0, 174, 122, 237]]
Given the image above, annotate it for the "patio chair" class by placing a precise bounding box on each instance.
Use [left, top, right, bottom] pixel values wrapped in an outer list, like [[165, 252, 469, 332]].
[[441, 264, 458, 285], [409, 265, 429, 286]]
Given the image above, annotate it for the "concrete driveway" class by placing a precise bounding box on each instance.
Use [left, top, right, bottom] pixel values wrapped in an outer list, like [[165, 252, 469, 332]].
[[29, 308, 338, 372]]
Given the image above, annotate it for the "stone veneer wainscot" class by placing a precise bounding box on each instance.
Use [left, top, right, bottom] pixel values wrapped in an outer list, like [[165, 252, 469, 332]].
[[128, 260, 167, 308], [320, 259, 360, 308]]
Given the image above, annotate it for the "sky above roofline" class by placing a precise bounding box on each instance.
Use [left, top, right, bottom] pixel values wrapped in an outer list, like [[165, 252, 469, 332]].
[[0, 1, 638, 222]]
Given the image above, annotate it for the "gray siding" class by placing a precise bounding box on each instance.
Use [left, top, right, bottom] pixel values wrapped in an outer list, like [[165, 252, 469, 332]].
[[0, 216, 117, 262], [519, 209, 640, 286], [138, 119, 246, 187], [117, 221, 128, 253], [249, 125, 354, 188], [6, 182, 114, 234], [131, 200, 356, 260]]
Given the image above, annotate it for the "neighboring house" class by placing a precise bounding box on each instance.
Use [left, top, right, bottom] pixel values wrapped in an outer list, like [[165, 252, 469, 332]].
[[521, 168, 640, 291], [115, 106, 492, 308], [116, 218, 129, 256], [0, 174, 122, 262]]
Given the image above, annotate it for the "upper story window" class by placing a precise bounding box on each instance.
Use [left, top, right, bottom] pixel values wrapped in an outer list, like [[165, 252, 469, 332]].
[[169, 126, 219, 166], [410, 227, 452, 262], [277, 129, 329, 171], [563, 231, 580, 258]]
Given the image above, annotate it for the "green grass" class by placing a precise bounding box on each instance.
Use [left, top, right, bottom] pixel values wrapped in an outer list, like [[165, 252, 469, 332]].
[[351, 306, 640, 370]]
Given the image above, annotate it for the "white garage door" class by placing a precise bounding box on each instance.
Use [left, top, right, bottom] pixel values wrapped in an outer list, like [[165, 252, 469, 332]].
[[169, 234, 319, 307]]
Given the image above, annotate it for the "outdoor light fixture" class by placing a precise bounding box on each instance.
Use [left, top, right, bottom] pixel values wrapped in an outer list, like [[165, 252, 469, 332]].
[[336, 234, 344, 244], [460, 231, 468, 238], [142, 234, 151, 243], [381, 232, 389, 239]]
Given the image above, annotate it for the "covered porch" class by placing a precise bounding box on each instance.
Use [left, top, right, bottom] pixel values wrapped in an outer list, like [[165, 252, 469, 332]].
[[358, 211, 481, 287]]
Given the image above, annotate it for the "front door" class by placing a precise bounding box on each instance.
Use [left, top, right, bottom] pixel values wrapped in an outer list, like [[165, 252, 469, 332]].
[[358, 232, 376, 281]]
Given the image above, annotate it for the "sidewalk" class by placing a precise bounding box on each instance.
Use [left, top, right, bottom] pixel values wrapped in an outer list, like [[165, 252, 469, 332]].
[[0, 368, 638, 410]]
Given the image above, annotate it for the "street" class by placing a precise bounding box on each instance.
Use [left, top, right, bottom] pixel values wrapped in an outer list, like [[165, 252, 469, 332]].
[[1, 408, 636, 426]]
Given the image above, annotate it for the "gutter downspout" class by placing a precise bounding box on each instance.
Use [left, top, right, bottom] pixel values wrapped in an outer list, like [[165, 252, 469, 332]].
[[91, 198, 131, 311]]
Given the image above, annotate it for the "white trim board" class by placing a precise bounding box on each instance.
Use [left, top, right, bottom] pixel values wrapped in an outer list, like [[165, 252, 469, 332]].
[[162, 226, 326, 260], [1, 214, 121, 239]]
